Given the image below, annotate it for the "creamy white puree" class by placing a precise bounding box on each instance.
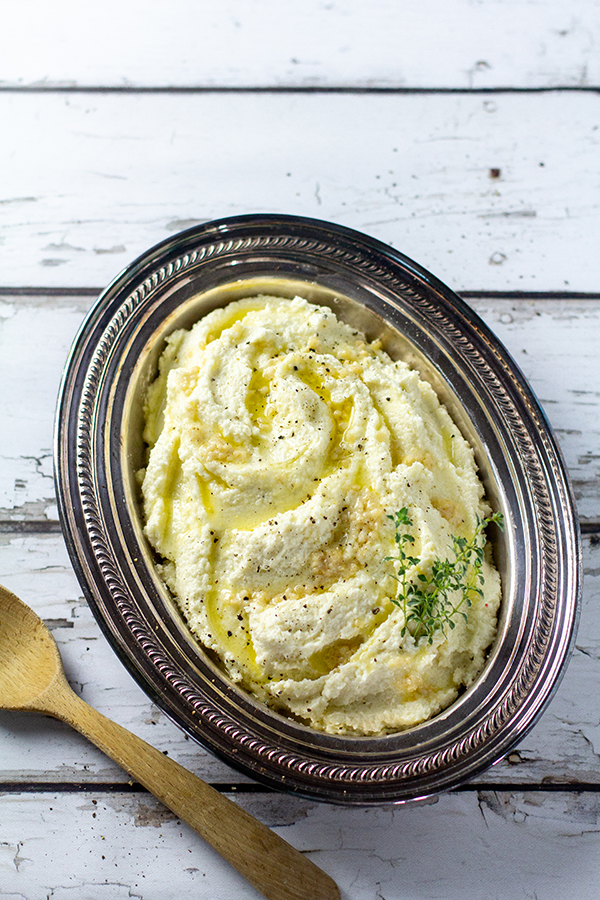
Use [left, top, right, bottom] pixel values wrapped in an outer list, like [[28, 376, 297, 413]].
[[140, 294, 501, 735]]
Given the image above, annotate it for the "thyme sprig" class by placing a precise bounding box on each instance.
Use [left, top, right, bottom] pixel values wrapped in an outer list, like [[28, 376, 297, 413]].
[[386, 507, 504, 644]]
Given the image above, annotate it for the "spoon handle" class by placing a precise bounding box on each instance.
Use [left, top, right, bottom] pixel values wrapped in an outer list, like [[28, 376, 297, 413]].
[[47, 685, 339, 900]]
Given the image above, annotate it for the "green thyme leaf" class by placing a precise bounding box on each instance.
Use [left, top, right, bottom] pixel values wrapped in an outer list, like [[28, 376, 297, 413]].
[[386, 508, 504, 644]]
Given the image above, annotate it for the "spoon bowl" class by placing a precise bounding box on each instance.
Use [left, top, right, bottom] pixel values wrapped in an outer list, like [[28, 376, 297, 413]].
[[0, 584, 340, 900], [0, 586, 65, 710]]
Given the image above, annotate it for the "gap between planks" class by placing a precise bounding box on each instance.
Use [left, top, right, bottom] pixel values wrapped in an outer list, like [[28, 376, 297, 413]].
[[0, 85, 600, 95], [2, 780, 600, 795]]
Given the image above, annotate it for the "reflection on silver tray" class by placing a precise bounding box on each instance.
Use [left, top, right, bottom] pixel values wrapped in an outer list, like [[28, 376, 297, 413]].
[[55, 214, 581, 804]]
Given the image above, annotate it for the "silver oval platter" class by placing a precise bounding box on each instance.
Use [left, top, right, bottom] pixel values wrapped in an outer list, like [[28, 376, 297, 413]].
[[54, 214, 581, 804]]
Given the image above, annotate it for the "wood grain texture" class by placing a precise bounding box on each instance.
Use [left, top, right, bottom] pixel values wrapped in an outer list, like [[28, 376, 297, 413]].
[[1, 92, 599, 291], [2, 788, 600, 899], [1, 0, 599, 90]]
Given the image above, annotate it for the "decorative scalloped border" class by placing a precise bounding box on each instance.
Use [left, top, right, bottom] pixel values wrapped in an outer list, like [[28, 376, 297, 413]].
[[73, 231, 567, 791]]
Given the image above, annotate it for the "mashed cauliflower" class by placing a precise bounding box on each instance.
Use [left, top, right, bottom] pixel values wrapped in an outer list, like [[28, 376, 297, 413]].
[[140, 294, 501, 735]]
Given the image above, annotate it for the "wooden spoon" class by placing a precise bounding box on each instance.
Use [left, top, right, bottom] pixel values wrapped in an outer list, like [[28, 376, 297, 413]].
[[0, 585, 340, 900]]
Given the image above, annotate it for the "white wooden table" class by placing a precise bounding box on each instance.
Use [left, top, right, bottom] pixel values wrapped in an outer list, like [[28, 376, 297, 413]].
[[1, 2, 599, 897]]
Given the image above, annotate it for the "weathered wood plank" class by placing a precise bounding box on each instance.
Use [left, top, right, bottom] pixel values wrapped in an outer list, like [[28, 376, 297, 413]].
[[1, 294, 597, 523], [0, 530, 597, 787], [0, 294, 88, 521], [1, 92, 600, 291], [475, 299, 600, 524], [1, 788, 600, 899], [1, 0, 599, 90]]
